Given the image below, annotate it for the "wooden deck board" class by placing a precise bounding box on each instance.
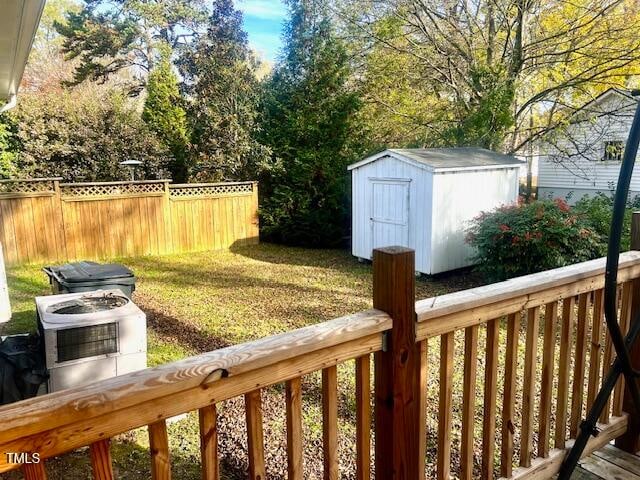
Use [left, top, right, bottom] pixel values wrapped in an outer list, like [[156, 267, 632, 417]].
[[593, 445, 640, 476], [563, 445, 640, 480], [572, 467, 603, 480]]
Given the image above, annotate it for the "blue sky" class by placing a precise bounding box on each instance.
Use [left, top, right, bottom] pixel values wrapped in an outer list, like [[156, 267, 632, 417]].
[[238, 0, 287, 63]]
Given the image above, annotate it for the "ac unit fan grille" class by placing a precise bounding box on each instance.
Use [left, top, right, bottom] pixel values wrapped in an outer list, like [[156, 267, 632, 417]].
[[57, 323, 118, 362]]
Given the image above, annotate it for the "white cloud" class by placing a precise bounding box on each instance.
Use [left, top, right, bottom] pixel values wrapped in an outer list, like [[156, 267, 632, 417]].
[[238, 0, 287, 20]]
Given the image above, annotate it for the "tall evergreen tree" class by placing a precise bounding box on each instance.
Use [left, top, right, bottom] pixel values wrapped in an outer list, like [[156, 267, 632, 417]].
[[143, 52, 190, 182], [260, 0, 362, 247], [178, 0, 270, 181]]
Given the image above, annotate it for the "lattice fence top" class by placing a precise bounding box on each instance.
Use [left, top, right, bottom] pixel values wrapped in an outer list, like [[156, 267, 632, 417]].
[[0, 179, 56, 195], [169, 182, 254, 198], [0, 179, 256, 199], [60, 182, 166, 198]]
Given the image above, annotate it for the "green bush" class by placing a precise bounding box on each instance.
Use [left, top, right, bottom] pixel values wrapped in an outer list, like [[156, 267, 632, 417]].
[[0, 115, 17, 179], [573, 192, 640, 253], [466, 199, 604, 281], [10, 86, 169, 181]]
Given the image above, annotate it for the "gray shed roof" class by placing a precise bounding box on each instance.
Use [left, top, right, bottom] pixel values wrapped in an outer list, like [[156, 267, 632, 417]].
[[348, 147, 523, 171]]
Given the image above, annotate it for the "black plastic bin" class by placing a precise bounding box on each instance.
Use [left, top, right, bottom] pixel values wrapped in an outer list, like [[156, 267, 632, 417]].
[[43, 261, 136, 298], [0, 334, 48, 405]]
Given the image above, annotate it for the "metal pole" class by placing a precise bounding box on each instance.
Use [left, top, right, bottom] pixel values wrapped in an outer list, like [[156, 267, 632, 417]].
[[558, 89, 640, 479]]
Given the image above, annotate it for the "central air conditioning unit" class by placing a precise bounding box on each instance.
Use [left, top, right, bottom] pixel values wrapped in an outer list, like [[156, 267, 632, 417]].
[[0, 242, 10, 323], [35, 289, 147, 392]]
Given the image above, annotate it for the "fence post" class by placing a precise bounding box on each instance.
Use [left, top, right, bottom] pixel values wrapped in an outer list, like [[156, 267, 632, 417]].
[[52, 179, 69, 262], [373, 246, 422, 479], [162, 180, 173, 255], [616, 211, 640, 452], [251, 182, 259, 244]]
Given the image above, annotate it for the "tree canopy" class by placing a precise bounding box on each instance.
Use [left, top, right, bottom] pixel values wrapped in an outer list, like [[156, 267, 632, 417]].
[[55, 0, 207, 91], [11, 85, 168, 181], [343, 0, 640, 152]]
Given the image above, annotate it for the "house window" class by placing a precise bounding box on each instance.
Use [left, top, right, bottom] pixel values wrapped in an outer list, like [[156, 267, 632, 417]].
[[603, 140, 625, 161]]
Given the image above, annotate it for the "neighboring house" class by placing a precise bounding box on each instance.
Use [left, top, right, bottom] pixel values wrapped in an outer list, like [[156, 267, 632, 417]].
[[537, 88, 639, 203]]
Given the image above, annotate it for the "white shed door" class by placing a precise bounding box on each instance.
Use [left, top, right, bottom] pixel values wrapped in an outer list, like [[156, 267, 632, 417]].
[[370, 179, 410, 251]]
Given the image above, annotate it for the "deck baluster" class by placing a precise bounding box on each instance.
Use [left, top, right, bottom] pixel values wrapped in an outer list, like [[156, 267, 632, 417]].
[[460, 325, 478, 480], [501, 313, 520, 477], [521, 307, 540, 467], [586, 290, 605, 412], [482, 318, 500, 479], [539, 302, 557, 458], [355, 356, 371, 480], [149, 420, 171, 480], [556, 297, 576, 447], [90, 439, 114, 480], [244, 389, 266, 480], [322, 366, 339, 480], [570, 293, 591, 438], [286, 378, 303, 480], [22, 462, 46, 480], [199, 404, 219, 480]]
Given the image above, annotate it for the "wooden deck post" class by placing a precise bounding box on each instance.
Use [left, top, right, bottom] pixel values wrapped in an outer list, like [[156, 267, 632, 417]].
[[617, 211, 640, 452], [373, 246, 422, 479]]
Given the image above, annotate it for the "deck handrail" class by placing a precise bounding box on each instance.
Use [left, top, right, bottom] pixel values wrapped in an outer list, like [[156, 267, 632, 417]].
[[416, 250, 640, 339], [3, 248, 640, 478], [0, 309, 389, 466]]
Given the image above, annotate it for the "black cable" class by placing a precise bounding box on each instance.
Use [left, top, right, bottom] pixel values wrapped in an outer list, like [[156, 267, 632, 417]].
[[558, 91, 640, 478], [603, 96, 640, 382]]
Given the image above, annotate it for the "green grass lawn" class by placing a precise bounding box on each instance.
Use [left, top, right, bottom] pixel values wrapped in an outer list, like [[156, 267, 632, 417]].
[[1, 244, 483, 480]]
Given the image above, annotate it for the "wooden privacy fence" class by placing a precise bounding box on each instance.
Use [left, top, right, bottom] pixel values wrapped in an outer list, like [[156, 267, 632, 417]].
[[3, 235, 640, 478], [0, 178, 259, 265]]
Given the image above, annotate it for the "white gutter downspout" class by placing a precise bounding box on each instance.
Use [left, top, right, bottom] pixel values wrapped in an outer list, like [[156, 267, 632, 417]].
[[0, 242, 10, 323], [0, 97, 14, 323], [0, 94, 17, 113]]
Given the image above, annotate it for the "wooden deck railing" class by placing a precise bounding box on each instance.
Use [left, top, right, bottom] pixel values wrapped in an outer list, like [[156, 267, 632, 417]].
[[2, 239, 640, 478], [416, 248, 640, 480]]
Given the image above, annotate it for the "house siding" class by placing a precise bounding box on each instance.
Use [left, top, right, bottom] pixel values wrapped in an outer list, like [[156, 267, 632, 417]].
[[538, 92, 640, 202]]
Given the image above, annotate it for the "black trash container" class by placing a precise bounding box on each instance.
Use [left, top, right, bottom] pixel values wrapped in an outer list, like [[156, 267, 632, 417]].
[[0, 334, 48, 405], [43, 261, 136, 298]]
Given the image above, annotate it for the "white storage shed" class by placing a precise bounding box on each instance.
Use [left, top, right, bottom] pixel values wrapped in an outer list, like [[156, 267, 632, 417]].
[[348, 148, 523, 275]]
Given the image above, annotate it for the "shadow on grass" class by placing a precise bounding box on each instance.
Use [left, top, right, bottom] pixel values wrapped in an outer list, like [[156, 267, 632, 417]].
[[132, 255, 356, 294], [229, 242, 367, 271], [143, 303, 230, 354]]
